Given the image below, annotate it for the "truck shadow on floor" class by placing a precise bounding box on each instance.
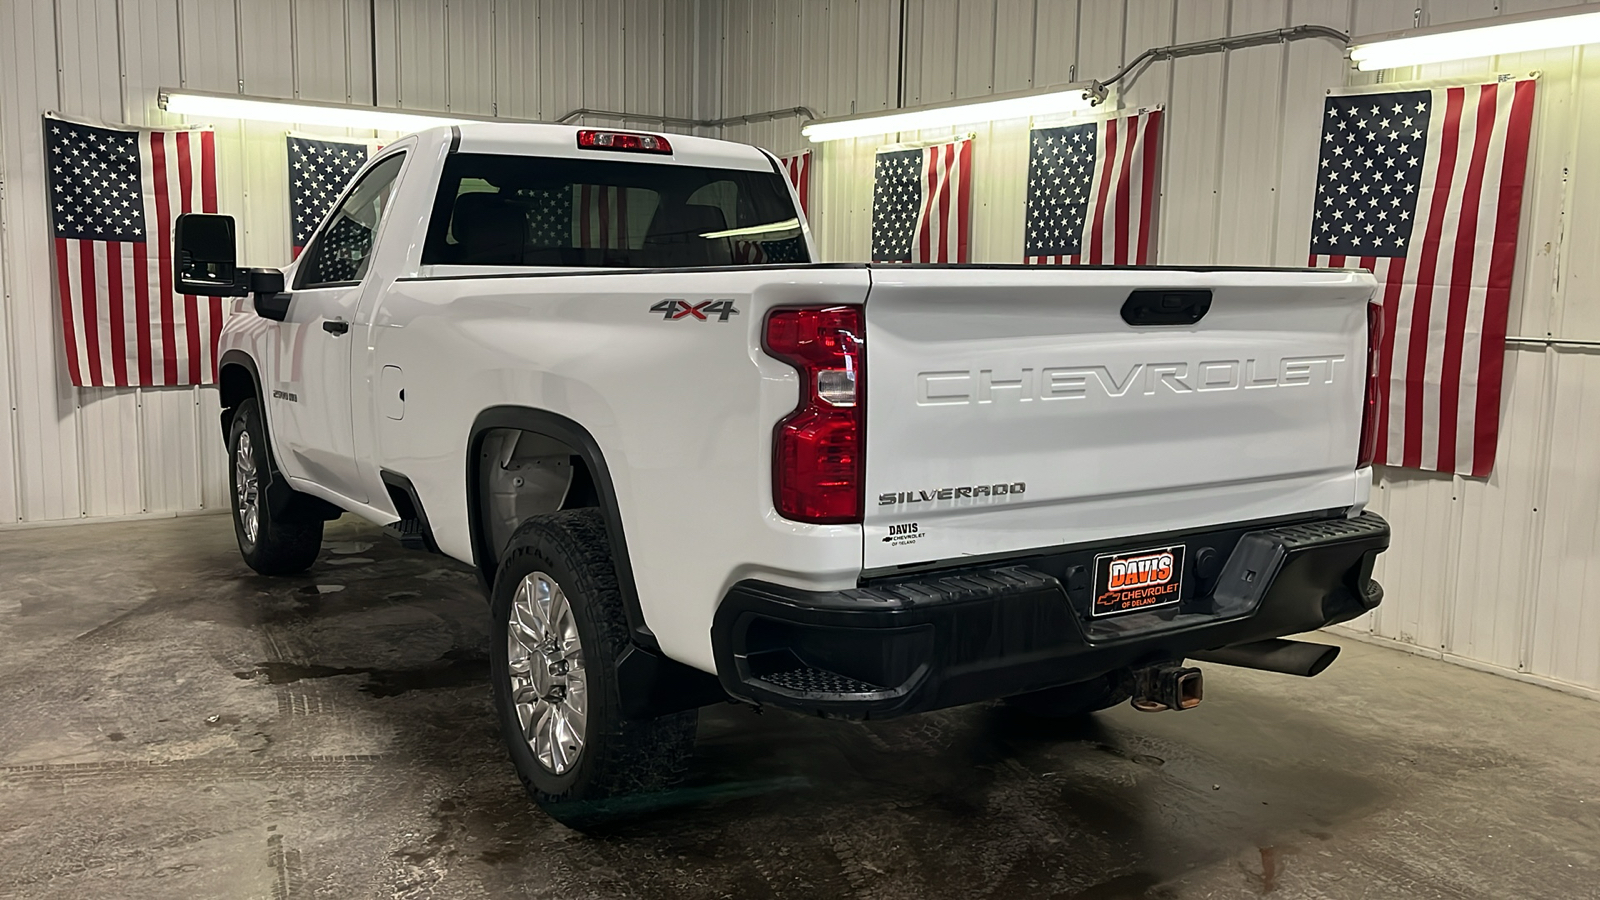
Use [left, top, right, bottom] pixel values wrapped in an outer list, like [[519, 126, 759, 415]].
[[236, 518, 1393, 898]]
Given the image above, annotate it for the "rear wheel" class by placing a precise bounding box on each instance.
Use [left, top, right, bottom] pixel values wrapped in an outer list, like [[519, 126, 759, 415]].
[[1004, 673, 1131, 718], [228, 399, 323, 575], [491, 509, 697, 827]]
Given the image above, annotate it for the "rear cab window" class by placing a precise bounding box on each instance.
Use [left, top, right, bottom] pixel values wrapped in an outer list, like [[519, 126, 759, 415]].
[[420, 153, 807, 269]]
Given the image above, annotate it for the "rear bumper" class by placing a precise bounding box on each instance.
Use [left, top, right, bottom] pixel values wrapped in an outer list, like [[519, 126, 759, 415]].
[[710, 512, 1389, 719]]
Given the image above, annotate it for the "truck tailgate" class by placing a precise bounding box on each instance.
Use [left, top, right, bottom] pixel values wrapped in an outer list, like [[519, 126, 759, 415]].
[[861, 266, 1375, 571]]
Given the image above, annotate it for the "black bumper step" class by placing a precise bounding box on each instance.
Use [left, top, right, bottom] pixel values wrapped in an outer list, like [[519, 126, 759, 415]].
[[756, 664, 890, 698], [712, 511, 1391, 719], [382, 518, 432, 551]]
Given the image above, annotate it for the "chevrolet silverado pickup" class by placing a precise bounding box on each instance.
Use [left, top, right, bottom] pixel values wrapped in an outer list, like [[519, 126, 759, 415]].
[[175, 122, 1390, 824]]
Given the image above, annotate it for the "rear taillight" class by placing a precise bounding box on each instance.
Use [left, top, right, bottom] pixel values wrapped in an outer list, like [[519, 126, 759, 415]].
[[764, 306, 865, 524], [576, 130, 673, 154], [1358, 301, 1383, 468]]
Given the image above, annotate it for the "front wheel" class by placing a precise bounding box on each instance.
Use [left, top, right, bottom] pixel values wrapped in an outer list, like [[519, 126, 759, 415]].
[[228, 399, 323, 575], [491, 509, 697, 827]]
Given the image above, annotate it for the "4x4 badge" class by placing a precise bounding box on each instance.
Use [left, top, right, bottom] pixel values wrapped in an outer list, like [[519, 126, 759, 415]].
[[651, 299, 739, 322]]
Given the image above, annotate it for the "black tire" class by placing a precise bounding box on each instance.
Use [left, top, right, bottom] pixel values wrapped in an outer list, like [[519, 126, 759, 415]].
[[227, 398, 323, 576], [1004, 673, 1131, 718], [490, 509, 697, 827]]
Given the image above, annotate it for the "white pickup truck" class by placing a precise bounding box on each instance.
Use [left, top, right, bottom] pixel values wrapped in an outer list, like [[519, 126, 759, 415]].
[[175, 122, 1390, 825]]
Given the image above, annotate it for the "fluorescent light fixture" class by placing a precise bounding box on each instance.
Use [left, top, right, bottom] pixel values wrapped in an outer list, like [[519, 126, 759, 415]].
[[159, 89, 476, 132], [1350, 4, 1600, 70], [801, 86, 1097, 142], [701, 218, 801, 240]]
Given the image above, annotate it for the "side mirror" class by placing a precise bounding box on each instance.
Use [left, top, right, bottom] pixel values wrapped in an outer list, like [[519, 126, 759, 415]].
[[174, 213, 245, 297]]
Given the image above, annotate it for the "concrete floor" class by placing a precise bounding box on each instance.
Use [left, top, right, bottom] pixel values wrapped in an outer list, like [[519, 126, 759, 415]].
[[0, 516, 1597, 900]]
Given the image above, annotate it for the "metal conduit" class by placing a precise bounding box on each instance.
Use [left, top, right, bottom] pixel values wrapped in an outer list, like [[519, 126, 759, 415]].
[[1505, 336, 1600, 351], [556, 25, 1350, 128], [1086, 24, 1352, 104], [553, 106, 820, 129]]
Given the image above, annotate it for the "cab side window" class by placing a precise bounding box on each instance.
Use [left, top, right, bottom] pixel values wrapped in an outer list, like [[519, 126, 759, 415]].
[[299, 153, 407, 288]]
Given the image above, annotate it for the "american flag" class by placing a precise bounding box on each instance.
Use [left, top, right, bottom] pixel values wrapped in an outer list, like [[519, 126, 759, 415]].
[[519, 185, 631, 249], [576, 185, 630, 249], [733, 235, 808, 265], [1308, 79, 1535, 477], [288, 135, 375, 258], [1025, 109, 1162, 265], [44, 113, 220, 387], [871, 137, 972, 263], [780, 151, 810, 219]]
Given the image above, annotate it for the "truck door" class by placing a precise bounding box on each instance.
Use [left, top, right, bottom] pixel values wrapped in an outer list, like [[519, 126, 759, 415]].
[[270, 151, 407, 503]]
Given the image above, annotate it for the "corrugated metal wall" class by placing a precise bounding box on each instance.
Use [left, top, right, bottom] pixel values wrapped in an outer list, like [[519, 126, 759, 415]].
[[2, 0, 1597, 699], [0, 0, 709, 527], [713, 0, 1600, 699]]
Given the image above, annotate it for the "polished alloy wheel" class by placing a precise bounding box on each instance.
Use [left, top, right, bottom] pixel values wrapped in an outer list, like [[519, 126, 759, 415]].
[[235, 431, 261, 544], [507, 571, 588, 774]]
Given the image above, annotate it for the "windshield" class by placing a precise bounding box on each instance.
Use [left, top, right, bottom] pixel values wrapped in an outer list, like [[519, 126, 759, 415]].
[[421, 153, 807, 268]]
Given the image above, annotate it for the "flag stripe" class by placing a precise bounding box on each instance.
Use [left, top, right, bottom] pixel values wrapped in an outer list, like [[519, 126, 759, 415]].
[[150, 131, 177, 386], [105, 241, 126, 386], [78, 238, 105, 385], [1113, 117, 1136, 264], [202, 129, 222, 381], [956, 140, 972, 264], [131, 241, 152, 386], [54, 239, 82, 385], [1136, 112, 1161, 265], [579, 184, 593, 248], [1435, 84, 1498, 474], [1416, 87, 1474, 469], [928, 143, 934, 261], [781, 152, 810, 219], [917, 148, 935, 262], [1376, 253, 1408, 465], [1089, 118, 1117, 264], [1453, 85, 1510, 471], [935, 144, 948, 262], [176, 130, 201, 386], [1474, 79, 1535, 475], [1399, 87, 1462, 469]]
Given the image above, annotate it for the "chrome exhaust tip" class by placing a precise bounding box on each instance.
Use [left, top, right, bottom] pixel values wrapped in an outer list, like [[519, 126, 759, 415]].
[[1188, 638, 1341, 678]]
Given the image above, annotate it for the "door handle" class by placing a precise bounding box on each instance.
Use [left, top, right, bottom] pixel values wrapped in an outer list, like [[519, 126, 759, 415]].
[[322, 319, 350, 336]]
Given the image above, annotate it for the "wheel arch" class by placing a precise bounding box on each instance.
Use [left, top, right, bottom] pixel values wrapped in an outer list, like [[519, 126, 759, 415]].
[[218, 349, 341, 524], [466, 407, 727, 718], [217, 349, 264, 441], [466, 406, 652, 649]]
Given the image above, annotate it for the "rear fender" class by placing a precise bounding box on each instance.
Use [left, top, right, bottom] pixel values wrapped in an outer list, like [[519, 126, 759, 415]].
[[465, 406, 727, 719]]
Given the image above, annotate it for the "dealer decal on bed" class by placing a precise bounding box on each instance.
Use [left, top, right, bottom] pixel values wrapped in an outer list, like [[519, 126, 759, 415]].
[[1091, 545, 1185, 617]]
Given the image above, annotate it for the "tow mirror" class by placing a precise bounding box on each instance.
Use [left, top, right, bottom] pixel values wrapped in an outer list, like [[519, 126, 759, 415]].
[[174, 213, 289, 319], [174, 213, 245, 296]]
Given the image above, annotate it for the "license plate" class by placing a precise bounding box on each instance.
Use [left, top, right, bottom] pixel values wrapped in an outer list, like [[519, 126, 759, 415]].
[[1091, 544, 1186, 617]]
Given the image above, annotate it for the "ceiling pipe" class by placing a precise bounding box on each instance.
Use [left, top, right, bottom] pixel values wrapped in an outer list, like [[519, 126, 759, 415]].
[[1085, 24, 1352, 104], [559, 25, 1350, 130], [553, 106, 819, 129]]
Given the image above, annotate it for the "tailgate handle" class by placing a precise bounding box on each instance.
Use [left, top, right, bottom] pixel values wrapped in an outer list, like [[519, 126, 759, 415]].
[[1122, 289, 1212, 326]]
